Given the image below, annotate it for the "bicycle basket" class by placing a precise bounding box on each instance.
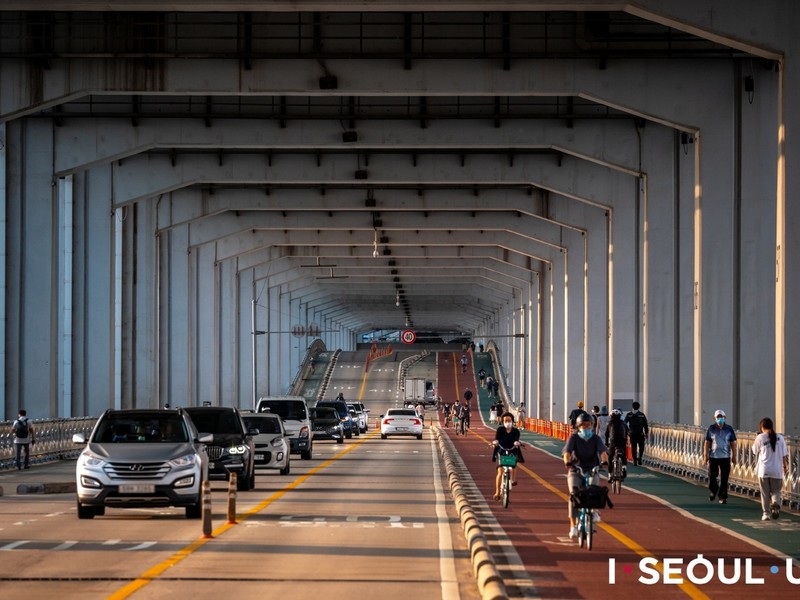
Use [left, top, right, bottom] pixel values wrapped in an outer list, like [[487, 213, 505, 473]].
[[571, 485, 612, 509], [499, 454, 518, 467]]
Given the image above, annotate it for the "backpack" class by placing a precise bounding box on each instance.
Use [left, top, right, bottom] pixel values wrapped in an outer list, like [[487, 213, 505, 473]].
[[15, 418, 29, 439]]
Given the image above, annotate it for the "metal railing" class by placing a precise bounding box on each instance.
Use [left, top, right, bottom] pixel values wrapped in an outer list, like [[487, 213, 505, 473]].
[[0, 417, 97, 470], [525, 418, 800, 509]]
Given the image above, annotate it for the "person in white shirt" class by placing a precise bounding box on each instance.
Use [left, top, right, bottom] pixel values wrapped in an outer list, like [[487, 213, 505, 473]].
[[751, 417, 789, 520]]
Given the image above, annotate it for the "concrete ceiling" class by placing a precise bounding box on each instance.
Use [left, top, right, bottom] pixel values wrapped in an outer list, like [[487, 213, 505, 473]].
[[4, 5, 758, 335]]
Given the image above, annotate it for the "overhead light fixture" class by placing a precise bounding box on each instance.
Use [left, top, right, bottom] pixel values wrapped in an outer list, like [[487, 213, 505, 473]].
[[396, 291, 400, 307], [372, 228, 380, 258]]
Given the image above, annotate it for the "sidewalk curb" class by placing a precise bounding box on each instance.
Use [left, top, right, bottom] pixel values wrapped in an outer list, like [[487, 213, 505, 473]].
[[0, 482, 76, 495], [433, 426, 508, 600]]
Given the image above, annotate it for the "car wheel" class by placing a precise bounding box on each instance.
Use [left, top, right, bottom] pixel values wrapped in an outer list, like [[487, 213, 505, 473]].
[[417, 433, 423, 440], [301, 447, 312, 460], [336, 437, 343, 444], [280, 462, 290, 476], [249, 469, 256, 490], [237, 472, 250, 491], [77, 500, 96, 520], [381, 433, 387, 439], [185, 500, 202, 519]]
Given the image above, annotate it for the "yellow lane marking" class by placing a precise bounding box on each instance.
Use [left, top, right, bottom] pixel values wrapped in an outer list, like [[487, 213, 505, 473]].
[[107, 432, 378, 599], [469, 429, 709, 600], [357, 363, 369, 401]]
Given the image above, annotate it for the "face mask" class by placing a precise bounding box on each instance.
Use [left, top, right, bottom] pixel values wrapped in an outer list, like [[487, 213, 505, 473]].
[[503, 421, 513, 429], [578, 428, 593, 440], [716, 418, 725, 425]]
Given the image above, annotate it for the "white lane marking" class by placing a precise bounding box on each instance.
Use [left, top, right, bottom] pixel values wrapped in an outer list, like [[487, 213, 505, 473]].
[[0, 541, 30, 550], [432, 432, 460, 600], [53, 541, 79, 550], [103, 539, 121, 545], [124, 542, 157, 551]]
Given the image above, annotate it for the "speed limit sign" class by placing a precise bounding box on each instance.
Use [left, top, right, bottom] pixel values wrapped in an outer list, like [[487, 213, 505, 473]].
[[401, 329, 416, 344]]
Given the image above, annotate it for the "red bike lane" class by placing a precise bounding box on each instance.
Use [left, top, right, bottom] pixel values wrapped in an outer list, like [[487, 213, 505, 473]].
[[438, 419, 799, 599]]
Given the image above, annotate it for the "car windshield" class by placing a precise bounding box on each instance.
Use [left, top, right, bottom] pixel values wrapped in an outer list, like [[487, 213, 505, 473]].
[[185, 409, 243, 434], [243, 416, 281, 434], [258, 401, 307, 420], [387, 409, 417, 417], [93, 414, 189, 443], [316, 402, 347, 418], [311, 407, 337, 420]]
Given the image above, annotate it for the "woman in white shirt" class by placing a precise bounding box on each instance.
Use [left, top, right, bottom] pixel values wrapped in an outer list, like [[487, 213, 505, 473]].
[[751, 417, 789, 521]]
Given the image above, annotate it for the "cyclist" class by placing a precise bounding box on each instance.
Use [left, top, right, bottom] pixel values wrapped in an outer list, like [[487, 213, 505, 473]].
[[492, 411, 524, 501], [563, 413, 608, 538], [604, 409, 629, 480], [443, 402, 452, 427], [456, 400, 471, 434]]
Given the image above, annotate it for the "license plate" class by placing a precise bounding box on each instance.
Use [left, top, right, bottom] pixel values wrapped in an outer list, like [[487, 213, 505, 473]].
[[119, 484, 155, 494], [396, 426, 407, 431], [255, 454, 265, 461]]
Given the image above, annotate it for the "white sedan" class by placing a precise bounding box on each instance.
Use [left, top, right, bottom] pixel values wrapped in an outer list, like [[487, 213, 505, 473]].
[[380, 408, 424, 440]]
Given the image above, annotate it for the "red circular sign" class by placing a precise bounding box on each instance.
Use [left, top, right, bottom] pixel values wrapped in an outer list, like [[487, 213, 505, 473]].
[[401, 329, 416, 344]]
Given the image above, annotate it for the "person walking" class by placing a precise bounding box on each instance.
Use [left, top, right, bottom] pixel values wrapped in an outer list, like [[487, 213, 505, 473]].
[[594, 406, 610, 436], [563, 414, 608, 538], [491, 412, 524, 501], [12, 409, 36, 470], [752, 417, 789, 520], [624, 401, 649, 465], [568, 401, 589, 430], [478, 368, 486, 388], [517, 403, 526, 430], [704, 409, 737, 504]]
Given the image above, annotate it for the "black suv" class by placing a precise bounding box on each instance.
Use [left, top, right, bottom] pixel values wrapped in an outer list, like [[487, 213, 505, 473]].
[[315, 400, 356, 439], [184, 406, 256, 491]]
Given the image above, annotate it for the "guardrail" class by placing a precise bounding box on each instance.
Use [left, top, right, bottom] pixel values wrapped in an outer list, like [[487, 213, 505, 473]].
[[525, 418, 800, 510], [0, 417, 97, 470]]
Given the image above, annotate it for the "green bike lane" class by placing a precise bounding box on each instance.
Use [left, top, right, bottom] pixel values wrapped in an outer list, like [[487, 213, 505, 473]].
[[436, 372, 800, 599]]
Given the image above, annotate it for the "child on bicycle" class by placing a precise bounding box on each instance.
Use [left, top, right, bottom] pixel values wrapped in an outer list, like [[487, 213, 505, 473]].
[[563, 413, 608, 538], [604, 409, 629, 479], [492, 412, 524, 501]]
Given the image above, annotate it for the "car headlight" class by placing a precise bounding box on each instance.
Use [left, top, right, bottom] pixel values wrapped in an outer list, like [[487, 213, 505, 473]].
[[299, 426, 309, 439], [270, 438, 284, 448], [170, 454, 198, 467], [79, 452, 106, 468], [227, 445, 247, 455]]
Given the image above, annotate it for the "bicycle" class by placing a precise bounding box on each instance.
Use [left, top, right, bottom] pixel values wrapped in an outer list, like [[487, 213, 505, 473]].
[[609, 448, 625, 494], [453, 414, 460, 434], [444, 407, 452, 428], [571, 465, 609, 550], [459, 411, 470, 435], [495, 445, 519, 508]]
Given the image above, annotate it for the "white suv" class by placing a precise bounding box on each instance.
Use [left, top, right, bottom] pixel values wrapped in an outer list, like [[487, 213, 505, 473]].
[[73, 409, 211, 519], [255, 396, 313, 460]]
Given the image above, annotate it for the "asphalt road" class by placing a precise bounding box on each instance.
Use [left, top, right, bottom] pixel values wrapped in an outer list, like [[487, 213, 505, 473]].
[[0, 408, 481, 600]]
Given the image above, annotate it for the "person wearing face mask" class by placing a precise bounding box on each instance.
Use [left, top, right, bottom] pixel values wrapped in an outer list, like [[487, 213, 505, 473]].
[[704, 410, 738, 504], [563, 413, 608, 538], [491, 412, 524, 501]]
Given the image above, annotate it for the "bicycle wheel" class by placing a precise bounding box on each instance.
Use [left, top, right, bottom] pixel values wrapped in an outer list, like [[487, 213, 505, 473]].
[[586, 511, 594, 550], [612, 460, 621, 494], [578, 513, 586, 548], [502, 469, 511, 508]]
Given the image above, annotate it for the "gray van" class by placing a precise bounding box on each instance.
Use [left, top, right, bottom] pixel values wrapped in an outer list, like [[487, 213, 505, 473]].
[[255, 396, 313, 460]]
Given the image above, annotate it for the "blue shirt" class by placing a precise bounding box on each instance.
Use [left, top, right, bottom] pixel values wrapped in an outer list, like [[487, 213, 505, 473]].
[[705, 423, 737, 459]]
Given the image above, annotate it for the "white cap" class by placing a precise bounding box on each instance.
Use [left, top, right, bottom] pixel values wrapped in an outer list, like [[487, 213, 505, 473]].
[[714, 410, 726, 418]]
